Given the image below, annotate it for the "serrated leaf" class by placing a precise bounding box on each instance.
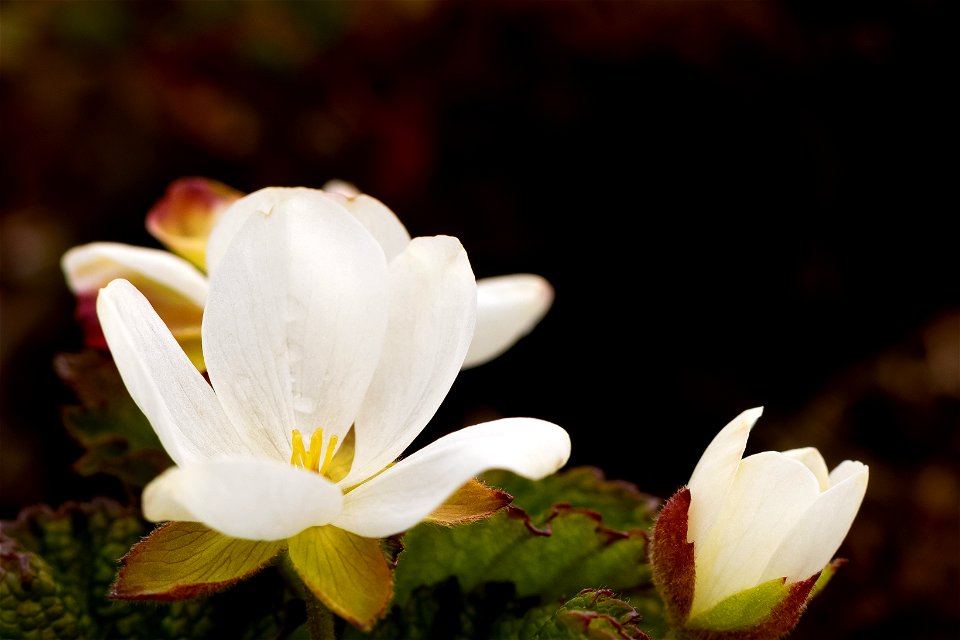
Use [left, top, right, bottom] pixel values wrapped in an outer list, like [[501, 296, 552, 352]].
[[541, 588, 650, 639], [483, 467, 661, 532], [393, 467, 659, 608], [112, 521, 285, 600], [394, 506, 649, 607], [361, 467, 668, 639], [55, 350, 171, 487]]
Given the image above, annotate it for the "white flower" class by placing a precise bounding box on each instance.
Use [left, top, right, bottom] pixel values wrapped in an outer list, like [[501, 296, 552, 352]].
[[685, 407, 869, 619], [96, 189, 570, 541]]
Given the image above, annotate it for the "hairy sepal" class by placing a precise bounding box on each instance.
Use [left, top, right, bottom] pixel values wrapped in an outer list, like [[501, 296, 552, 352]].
[[111, 522, 284, 600]]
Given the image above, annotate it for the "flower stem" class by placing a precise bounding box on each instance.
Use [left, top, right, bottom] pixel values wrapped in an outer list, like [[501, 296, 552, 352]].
[[279, 553, 338, 640], [304, 595, 336, 640]]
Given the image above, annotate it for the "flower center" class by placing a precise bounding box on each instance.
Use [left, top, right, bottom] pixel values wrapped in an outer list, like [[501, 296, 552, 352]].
[[290, 429, 338, 477]]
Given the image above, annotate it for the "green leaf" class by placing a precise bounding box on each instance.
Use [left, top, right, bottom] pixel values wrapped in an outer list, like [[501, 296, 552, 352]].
[[808, 559, 843, 599], [393, 467, 659, 607], [345, 582, 655, 640], [677, 571, 821, 640], [394, 506, 649, 612], [55, 350, 171, 487], [483, 467, 661, 531], [112, 521, 285, 600], [686, 578, 792, 631], [356, 467, 667, 638], [345, 578, 541, 640]]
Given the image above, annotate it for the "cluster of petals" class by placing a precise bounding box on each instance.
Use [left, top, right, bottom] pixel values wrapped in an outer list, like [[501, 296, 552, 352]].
[[684, 407, 869, 618], [95, 188, 570, 541], [63, 178, 555, 371]]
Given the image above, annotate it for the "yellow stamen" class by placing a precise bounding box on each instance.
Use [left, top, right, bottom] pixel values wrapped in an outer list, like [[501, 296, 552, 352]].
[[290, 428, 338, 477], [290, 430, 307, 469], [320, 435, 338, 476]]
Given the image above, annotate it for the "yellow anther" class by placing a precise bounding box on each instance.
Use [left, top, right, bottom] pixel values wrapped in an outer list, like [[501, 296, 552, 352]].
[[319, 435, 338, 477], [290, 429, 307, 469], [307, 429, 325, 472], [290, 428, 338, 477]]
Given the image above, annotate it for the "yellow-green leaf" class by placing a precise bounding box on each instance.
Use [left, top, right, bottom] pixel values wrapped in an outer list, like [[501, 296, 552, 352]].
[[111, 522, 284, 600], [287, 525, 392, 631]]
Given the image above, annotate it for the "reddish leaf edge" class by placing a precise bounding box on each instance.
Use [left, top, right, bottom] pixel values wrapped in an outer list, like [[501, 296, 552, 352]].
[[505, 502, 650, 544], [109, 522, 286, 602]]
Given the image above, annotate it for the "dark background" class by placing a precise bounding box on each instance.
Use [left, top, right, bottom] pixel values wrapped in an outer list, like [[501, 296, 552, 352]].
[[1, 2, 956, 638]]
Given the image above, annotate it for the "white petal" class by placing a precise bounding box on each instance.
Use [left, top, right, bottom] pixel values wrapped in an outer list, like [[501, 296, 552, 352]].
[[63, 242, 206, 304], [461, 274, 555, 369], [687, 407, 762, 546], [96, 279, 250, 464], [760, 462, 868, 584], [342, 236, 476, 487], [142, 458, 344, 541], [333, 418, 570, 538], [202, 194, 389, 460], [322, 179, 360, 198], [339, 195, 411, 262], [781, 447, 831, 491], [828, 459, 867, 486], [205, 187, 334, 274], [690, 451, 821, 617]]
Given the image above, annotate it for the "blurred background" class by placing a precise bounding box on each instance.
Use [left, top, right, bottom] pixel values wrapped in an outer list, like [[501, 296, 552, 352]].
[[1, 1, 956, 638]]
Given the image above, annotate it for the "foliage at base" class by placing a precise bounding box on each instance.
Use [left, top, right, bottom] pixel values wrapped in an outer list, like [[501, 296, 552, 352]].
[[346, 467, 668, 639], [0, 499, 297, 639]]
